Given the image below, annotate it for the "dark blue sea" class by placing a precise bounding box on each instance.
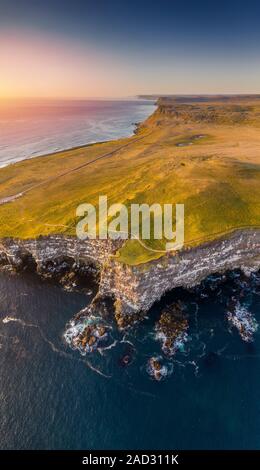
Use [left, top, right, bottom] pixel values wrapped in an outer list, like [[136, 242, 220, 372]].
[[0, 269, 259, 450]]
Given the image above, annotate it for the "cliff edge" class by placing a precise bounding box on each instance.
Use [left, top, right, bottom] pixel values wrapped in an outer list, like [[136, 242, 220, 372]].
[[0, 96, 259, 324]]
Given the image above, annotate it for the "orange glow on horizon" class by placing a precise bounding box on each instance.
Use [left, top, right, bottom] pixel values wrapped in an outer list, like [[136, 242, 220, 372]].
[[1, 26, 260, 100]]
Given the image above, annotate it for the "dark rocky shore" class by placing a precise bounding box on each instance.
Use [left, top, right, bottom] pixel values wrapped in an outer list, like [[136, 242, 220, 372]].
[[0, 233, 259, 379], [0, 228, 259, 321]]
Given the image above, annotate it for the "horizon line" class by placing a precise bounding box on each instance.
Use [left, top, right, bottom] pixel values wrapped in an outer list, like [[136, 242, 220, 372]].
[[1, 93, 260, 102]]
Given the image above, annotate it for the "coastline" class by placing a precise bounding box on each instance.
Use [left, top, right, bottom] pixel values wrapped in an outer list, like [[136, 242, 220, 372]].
[[0, 99, 156, 169], [0, 228, 259, 321], [0, 95, 259, 325], [0, 139, 109, 169]]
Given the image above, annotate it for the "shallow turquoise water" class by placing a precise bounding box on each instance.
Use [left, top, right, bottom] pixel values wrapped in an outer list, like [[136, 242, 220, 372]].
[[0, 270, 259, 450]]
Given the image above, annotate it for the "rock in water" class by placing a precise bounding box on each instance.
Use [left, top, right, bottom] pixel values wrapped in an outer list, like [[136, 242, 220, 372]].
[[155, 302, 189, 356], [64, 315, 110, 354], [146, 356, 170, 381], [227, 300, 258, 342]]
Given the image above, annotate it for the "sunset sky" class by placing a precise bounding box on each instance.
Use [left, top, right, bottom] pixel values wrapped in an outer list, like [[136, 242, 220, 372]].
[[1, 0, 260, 98]]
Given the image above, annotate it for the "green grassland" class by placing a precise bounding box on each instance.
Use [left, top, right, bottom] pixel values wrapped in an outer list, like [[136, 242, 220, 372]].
[[0, 97, 260, 265]]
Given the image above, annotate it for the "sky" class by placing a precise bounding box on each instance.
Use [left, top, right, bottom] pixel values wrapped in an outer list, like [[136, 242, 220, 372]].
[[1, 0, 260, 98]]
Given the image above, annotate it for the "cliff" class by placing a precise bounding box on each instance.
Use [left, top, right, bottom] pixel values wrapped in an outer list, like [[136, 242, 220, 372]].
[[0, 96, 260, 326], [0, 228, 259, 327]]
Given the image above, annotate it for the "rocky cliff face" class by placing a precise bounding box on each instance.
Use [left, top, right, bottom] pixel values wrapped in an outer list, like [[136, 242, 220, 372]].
[[0, 236, 122, 294], [99, 229, 260, 317], [0, 236, 121, 267], [0, 229, 259, 326], [154, 98, 256, 125]]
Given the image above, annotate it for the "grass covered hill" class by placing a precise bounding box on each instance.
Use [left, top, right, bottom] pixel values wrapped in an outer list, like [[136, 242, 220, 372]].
[[0, 96, 259, 265]]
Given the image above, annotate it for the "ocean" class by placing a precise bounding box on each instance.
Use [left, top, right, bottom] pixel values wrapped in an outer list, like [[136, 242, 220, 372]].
[[0, 99, 155, 166], [0, 269, 259, 449]]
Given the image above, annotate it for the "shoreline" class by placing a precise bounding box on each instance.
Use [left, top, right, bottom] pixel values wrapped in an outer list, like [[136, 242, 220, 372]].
[[0, 100, 156, 169], [0, 139, 109, 169], [0, 228, 259, 324]]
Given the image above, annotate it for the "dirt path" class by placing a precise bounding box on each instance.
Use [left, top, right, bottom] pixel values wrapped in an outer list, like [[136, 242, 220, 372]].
[[0, 131, 152, 206]]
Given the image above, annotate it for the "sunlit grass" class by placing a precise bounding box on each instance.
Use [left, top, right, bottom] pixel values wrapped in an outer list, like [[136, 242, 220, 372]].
[[0, 98, 260, 265]]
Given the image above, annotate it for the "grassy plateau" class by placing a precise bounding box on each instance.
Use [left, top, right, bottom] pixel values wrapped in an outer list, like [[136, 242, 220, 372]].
[[0, 96, 260, 265]]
